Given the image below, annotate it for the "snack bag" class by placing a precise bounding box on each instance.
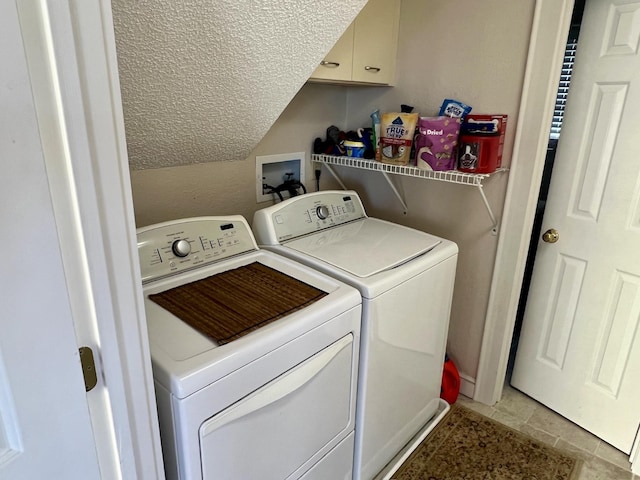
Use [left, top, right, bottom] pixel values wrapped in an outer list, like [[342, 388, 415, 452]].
[[414, 116, 461, 171], [371, 110, 381, 160], [439, 98, 472, 118], [379, 112, 419, 166]]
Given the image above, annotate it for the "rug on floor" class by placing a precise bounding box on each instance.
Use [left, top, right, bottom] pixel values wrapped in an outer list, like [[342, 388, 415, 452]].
[[391, 404, 582, 480]]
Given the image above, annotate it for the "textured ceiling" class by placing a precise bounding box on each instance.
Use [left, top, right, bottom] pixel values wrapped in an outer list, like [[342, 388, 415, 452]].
[[111, 0, 367, 170]]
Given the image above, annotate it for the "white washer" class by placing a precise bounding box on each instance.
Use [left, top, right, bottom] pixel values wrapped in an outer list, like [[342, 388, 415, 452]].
[[253, 191, 458, 480], [137, 216, 361, 480]]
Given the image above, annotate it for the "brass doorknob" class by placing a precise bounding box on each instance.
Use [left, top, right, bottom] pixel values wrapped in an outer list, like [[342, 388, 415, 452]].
[[542, 228, 559, 243]]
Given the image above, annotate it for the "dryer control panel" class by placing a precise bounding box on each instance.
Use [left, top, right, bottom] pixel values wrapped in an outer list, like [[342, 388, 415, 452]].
[[137, 216, 258, 283], [252, 190, 367, 244]]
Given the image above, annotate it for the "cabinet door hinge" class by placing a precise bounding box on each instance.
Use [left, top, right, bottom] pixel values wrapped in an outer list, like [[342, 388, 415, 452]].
[[79, 346, 98, 392]]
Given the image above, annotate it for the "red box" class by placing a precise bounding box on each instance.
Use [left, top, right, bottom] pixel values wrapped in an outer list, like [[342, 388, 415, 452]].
[[460, 114, 508, 169], [458, 132, 501, 174]]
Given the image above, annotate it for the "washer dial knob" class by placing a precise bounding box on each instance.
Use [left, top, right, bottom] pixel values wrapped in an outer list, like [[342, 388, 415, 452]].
[[172, 239, 191, 257], [316, 205, 330, 220]]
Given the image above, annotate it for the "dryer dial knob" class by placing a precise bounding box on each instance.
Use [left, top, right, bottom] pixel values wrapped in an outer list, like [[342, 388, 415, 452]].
[[172, 239, 191, 257], [316, 205, 330, 220]]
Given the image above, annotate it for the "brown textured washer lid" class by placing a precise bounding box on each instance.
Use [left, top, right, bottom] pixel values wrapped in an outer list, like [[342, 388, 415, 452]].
[[149, 262, 327, 345]]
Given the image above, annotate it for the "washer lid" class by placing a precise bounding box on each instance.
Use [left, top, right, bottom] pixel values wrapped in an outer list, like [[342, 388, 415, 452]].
[[284, 218, 441, 277]]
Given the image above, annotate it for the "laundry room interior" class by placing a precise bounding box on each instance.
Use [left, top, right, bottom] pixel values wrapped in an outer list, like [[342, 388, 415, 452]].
[[11, 0, 640, 476], [106, 0, 638, 477], [113, 0, 527, 400]]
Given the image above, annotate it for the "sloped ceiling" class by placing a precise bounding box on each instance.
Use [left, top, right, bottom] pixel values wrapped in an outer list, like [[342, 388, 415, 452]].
[[111, 0, 367, 170]]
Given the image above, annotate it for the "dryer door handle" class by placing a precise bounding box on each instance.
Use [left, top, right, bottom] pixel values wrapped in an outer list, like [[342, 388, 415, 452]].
[[200, 334, 353, 437]]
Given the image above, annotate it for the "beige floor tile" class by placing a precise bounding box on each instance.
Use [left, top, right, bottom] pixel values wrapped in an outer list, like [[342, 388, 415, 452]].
[[455, 394, 494, 417], [518, 423, 558, 447], [490, 409, 523, 430], [526, 404, 600, 453], [556, 439, 632, 480], [577, 453, 633, 480], [494, 385, 536, 422], [594, 441, 633, 471]]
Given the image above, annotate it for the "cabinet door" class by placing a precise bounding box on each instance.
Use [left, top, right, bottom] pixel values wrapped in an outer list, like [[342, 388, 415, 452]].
[[352, 0, 400, 85], [311, 23, 354, 82]]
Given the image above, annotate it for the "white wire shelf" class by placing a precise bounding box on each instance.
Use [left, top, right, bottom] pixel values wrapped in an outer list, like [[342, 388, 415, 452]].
[[312, 154, 506, 186], [312, 153, 508, 234]]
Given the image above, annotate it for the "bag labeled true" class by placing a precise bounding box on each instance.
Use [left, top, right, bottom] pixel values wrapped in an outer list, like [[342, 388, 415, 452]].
[[379, 112, 419, 166]]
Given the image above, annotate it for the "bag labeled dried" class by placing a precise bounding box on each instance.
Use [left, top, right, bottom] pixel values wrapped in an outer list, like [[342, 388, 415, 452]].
[[414, 116, 461, 171]]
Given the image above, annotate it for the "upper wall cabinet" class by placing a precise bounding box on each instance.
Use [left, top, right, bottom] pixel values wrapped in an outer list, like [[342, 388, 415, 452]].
[[310, 0, 400, 86]]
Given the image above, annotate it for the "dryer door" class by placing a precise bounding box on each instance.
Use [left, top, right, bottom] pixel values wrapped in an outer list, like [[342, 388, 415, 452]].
[[199, 334, 355, 480]]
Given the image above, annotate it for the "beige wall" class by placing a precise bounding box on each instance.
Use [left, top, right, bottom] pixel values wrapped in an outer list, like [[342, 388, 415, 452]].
[[130, 83, 348, 227], [129, 0, 537, 388], [338, 0, 536, 385]]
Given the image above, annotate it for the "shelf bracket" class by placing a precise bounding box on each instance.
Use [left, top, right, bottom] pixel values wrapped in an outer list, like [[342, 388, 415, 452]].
[[314, 155, 503, 235], [476, 184, 498, 235], [320, 162, 409, 213], [322, 163, 348, 190], [381, 171, 408, 213]]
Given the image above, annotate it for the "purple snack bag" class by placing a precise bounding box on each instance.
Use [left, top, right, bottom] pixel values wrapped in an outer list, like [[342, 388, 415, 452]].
[[414, 116, 461, 171]]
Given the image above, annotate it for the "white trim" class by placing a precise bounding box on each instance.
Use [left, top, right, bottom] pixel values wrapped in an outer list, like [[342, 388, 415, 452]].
[[632, 426, 639, 475], [70, 1, 165, 477], [458, 373, 475, 399], [474, 0, 575, 405], [17, 1, 122, 475], [19, 1, 164, 478], [65, 1, 165, 477], [0, 351, 20, 469]]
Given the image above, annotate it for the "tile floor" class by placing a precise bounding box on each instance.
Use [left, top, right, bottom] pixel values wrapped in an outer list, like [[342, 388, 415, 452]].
[[457, 385, 639, 480]]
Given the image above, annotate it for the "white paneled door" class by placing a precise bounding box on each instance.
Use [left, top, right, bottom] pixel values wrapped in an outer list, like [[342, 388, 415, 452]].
[[0, 0, 102, 478], [512, 0, 640, 454]]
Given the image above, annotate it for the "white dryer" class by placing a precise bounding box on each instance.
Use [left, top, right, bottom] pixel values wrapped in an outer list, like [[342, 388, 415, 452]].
[[137, 216, 361, 480], [252, 191, 458, 480]]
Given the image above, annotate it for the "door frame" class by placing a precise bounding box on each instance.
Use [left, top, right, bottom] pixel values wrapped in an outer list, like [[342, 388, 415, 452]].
[[18, 0, 164, 477], [474, 0, 640, 472]]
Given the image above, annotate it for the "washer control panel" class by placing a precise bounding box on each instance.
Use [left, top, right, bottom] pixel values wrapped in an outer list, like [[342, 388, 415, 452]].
[[252, 190, 367, 244], [136, 216, 258, 283]]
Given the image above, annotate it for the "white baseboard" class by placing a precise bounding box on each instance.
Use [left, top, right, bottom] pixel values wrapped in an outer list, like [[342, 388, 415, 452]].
[[459, 373, 475, 399]]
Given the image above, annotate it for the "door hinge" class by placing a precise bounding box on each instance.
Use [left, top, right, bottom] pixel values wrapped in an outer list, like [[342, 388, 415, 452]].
[[79, 346, 98, 392]]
